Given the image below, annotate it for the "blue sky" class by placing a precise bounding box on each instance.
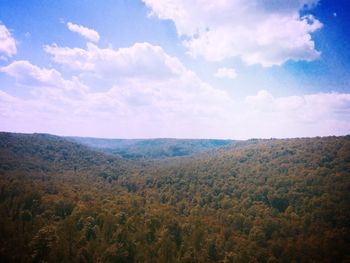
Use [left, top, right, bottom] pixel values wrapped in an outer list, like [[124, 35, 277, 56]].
[[0, 0, 349, 139]]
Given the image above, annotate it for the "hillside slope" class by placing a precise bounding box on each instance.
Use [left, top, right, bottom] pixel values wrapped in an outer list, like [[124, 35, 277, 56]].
[[0, 132, 133, 178]]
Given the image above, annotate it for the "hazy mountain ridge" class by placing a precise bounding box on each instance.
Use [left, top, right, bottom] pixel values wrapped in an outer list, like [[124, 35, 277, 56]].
[[67, 136, 234, 159]]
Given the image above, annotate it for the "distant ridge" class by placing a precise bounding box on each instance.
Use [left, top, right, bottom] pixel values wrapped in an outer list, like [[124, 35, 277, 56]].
[[66, 136, 235, 159]]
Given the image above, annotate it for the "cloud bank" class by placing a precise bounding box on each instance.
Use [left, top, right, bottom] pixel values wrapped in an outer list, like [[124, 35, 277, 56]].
[[143, 0, 322, 66], [0, 20, 349, 139]]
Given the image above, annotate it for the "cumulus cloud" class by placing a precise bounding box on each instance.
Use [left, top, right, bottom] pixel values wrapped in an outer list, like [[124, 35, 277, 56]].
[[143, 0, 322, 66], [0, 60, 88, 92], [44, 42, 185, 80], [43, 41, 234, 126], [0, 24, 16, 59], [1, 38, 349, 138], [67, 22, 100, 42], [1, 42, 234, 138], [43, 41, 234, 122], [214, 67, 237, 80]]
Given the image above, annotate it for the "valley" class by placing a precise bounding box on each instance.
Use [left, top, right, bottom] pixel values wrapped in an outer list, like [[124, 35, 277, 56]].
[[0, 132, 349, 262]]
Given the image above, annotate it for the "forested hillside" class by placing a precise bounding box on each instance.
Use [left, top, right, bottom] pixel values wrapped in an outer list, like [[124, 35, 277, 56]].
[[0, 132, 134, 178], [67, 136, 234, 159], [0, 133, 349, 262]]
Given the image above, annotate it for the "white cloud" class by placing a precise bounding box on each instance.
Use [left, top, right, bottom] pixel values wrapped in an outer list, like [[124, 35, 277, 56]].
[[43, 41, 234, 122], [0, 24, 16, 59], [0, 89, 19, 111], [44, 42, 185, 80], [1, 81, 349, 138], [143, 0, 322, 66], [67, 22, 100, 42], [1, 60, 65, 88], [245, 90, 350, 116], [214, 67, 237, 80], [43, 41, 234, 128], [241, 90, 350, 138], [1, 38, 349, 138], [0, 60, 87, 92], [1, 42, 234, 138]]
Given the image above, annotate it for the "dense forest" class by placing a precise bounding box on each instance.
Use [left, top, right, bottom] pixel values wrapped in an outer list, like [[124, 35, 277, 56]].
[[0, 132, 349, 262]]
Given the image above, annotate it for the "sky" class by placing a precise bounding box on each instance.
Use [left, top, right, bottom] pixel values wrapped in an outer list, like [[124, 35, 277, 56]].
[[0, 0, 349, 139]]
